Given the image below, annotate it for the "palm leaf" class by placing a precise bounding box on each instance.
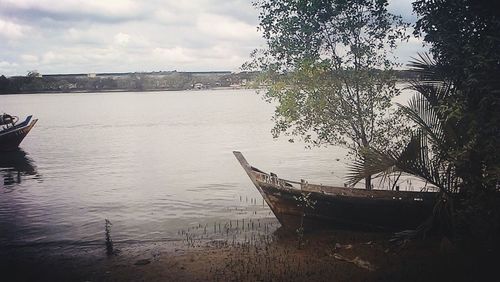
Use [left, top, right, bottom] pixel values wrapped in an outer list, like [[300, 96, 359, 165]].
[[347, 131, 447, 191], [407, 53, 441, 82], [397, 95, 445, 151], [348, 52, 458, 194]]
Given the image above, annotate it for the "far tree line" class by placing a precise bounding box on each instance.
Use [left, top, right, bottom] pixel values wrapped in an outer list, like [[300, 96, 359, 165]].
[[0, 71, 258, 94], [0, 70, 418, 94]]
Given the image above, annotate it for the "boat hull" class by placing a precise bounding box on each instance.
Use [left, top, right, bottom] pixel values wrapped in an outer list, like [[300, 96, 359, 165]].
[[0, 116, 38, 152], [259, 183, 434, 231], [234, 151, 436, 231]]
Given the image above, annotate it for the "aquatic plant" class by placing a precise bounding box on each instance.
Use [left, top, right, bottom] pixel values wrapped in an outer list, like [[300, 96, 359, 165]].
[[294, 192, 316, 248], [104, 218, 114, 256]]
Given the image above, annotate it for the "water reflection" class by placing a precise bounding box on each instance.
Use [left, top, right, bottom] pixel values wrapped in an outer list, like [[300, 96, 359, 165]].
[[0, 149, 38, 187]]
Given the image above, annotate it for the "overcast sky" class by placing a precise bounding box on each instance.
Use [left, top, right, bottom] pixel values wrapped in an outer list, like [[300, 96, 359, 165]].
[[0, 0, 427, 76]]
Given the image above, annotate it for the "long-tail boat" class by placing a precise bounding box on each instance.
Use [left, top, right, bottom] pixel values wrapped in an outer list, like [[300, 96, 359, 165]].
[[0, 114, 38, 152], [234, 151, 436, 231]]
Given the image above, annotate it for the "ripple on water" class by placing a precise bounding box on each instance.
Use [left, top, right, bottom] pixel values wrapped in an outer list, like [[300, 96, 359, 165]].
[[1, 89, 419, 257]]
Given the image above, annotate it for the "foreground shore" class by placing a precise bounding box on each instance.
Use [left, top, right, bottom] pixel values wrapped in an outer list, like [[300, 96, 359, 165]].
[[2, 226, 498, 282]]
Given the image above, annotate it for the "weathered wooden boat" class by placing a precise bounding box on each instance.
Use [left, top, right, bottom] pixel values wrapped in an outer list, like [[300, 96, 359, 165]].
[[0, 114, 38, 152], [234, 151, 437, 231]]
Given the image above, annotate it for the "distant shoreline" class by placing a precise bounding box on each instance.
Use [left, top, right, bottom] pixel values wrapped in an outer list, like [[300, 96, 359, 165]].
[[0, 70, 416, 95], [0, 86, 258, 96], [0, 71, 258, 95]]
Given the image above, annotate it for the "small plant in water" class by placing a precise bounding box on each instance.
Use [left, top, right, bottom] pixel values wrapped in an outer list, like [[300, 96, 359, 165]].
[[293, 192, 316, 248], [105, 218, 114, 256], [296, 221, 305, 248]]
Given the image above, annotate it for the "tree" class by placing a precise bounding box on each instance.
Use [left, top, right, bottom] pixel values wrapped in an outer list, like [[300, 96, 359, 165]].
[[0, 75, 10, 94], [26, 70, 41, 78], [412, 0, 500, 194], [348, 54, 460, 237], [350, 0, 500, 247], [412, 0, 500, 248], [246, 0, 408, 189]]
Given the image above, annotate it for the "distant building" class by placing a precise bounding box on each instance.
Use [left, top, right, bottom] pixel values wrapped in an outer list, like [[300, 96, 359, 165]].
[[87, 73, 96, 78]]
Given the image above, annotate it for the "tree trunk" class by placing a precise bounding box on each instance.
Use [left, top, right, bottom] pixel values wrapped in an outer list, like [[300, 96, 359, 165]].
[[365, 175, 372, 190]]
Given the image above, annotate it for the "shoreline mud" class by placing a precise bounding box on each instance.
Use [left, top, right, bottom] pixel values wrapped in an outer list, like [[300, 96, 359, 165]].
[[2, 225, 498, 282]]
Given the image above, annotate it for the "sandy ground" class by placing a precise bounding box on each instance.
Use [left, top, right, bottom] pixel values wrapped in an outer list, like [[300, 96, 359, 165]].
[[2, 227, 498, 282]]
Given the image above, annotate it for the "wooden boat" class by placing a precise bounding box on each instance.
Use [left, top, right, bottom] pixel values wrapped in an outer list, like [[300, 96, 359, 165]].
[[0, 115, 38, 152], [234, 151, 437, 231]]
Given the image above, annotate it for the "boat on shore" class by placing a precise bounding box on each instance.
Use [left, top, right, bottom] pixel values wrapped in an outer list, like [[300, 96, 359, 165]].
[[234, 151, 436, 231], [0, 114, 38, 151]]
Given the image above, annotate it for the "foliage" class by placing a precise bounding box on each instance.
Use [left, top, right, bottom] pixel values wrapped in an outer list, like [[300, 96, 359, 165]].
[[348, 54, 459, 193], [246, 0, 409, 189], [349, 0, 500, 248], [413, 0, 500, 193], [26, 70, 41, 78], [0, 72, 252, 94], [294, 192, 316, 248], [413, 2, 500, 248], [0, 75, 10, 93]]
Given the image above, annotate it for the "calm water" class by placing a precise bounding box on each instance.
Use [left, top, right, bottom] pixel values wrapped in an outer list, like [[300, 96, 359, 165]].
[[1, 89, 354, 254]]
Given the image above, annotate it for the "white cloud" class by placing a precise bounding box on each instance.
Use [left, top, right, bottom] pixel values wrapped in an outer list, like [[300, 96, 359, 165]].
[[196, 14, 260, 42], [152, 47, 195, 64], [114, 32, 131, 46], [153, 8, 194, 26], [41, 51, 60, 64], [0, 0, 144, 21], [0, 61, 18, 67], [65, 27, 106, 44], [0, 19, 28, 39], [21, 54, 39, 62], [0, 0, 426, 76], [0, 60, 19, 74]]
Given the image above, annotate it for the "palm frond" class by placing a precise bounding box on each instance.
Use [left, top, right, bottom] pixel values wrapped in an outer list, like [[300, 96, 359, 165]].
[[348, 51, 458, 194], [346, 148, 399, 186], [397, 96, 445, 150], [407, 53, 440, 82], [347, 131, 446, 191], [408, 81, 452, 107], [395, 131, 443, 189]]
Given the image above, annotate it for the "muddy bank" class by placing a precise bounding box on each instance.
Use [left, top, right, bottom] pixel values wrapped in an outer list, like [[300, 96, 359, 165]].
[[2, 226, 498, 282]]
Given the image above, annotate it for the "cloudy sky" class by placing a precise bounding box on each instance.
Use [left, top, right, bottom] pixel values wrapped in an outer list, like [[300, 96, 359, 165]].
[[0, 0, 426, 76]]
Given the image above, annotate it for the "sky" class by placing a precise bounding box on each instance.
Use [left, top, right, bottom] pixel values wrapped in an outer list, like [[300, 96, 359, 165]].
[[0, 0, 427, 76]]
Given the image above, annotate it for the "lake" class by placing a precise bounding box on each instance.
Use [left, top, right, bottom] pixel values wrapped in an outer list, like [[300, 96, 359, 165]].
[[1, 89, 356, 256]]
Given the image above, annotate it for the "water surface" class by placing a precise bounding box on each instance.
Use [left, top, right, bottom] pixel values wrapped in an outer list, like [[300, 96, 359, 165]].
[[1, 89, 353, 253]]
